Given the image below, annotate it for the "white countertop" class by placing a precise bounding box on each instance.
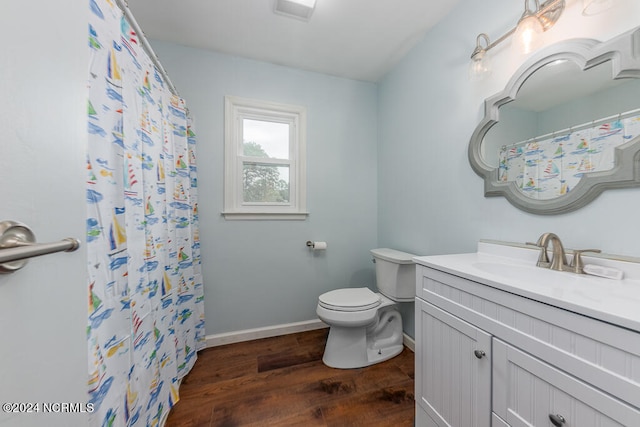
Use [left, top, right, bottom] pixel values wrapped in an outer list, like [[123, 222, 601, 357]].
[[413, 241, 640, 333]]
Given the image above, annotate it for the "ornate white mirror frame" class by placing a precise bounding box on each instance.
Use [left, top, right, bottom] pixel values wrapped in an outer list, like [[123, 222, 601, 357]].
[[468, 26, 640, 215]]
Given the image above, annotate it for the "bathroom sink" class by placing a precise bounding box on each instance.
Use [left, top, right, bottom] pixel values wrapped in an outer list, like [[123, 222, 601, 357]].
[[472, 261, 580, 283], [413, 240, 640, 334]]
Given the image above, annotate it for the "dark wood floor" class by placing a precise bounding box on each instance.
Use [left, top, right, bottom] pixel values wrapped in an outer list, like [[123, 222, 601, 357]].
[[166, 328, 415, 426]]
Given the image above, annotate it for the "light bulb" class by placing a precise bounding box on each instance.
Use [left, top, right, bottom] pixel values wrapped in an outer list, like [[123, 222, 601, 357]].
[[513, 14, 544, 55], [469, 33, 492, 81], [469, 53, 492, 81]]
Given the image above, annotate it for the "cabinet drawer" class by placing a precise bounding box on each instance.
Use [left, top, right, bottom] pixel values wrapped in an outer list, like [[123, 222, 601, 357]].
[[493, 339, 640, 427], [418, 266, 640, 408]]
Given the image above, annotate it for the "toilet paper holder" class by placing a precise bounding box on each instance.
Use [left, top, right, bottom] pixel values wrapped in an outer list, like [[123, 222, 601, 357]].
[[306, 241, 327, 250]]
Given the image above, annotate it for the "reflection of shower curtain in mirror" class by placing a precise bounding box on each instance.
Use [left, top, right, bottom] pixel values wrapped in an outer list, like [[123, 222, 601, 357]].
[[498, 115, 640, 200], [87, 0, 204, 424]]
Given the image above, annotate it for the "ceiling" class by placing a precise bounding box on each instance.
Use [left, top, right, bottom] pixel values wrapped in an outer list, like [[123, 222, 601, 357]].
[[127, 0, 461, 83]]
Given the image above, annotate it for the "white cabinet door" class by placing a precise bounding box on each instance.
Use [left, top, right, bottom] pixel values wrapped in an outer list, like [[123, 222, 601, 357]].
[[493, 339, 640, 427], [415, 298, 491, 427]]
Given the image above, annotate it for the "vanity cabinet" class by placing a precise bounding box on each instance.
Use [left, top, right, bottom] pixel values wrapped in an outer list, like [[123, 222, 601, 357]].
[[415, 264, 640, 427]]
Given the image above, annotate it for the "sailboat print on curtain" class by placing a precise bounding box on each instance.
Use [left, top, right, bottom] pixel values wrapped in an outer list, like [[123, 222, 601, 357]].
[[500, 113, 640, 200], [87, 1, 204, 425]]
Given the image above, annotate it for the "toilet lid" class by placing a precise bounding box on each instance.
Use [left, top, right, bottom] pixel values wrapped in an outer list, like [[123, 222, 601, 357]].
[[318, 288, 381, 312]]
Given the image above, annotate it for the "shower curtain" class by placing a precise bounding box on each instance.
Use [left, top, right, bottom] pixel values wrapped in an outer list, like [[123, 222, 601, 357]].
[[87, 0, 204, 425]]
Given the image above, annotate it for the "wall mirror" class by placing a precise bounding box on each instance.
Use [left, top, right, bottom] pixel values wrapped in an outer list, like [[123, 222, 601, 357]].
[[469, 26, 640, 214]]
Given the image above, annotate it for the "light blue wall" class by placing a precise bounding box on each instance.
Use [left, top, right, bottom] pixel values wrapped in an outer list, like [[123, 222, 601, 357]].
[[538, 80, 640, 134], [378, 0, 640, 337], [150, 42, 379, 335], [151, 0, 640, 340]]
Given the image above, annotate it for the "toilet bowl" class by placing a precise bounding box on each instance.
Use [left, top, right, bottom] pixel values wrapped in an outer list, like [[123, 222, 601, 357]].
[[316, 248, 417, 369]]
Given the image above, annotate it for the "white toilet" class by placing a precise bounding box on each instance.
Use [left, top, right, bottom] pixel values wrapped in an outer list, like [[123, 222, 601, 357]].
[[316, 248, 417, 369]]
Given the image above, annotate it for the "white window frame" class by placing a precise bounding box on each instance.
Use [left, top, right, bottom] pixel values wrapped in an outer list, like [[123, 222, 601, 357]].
[[223, 95, 308, 220]]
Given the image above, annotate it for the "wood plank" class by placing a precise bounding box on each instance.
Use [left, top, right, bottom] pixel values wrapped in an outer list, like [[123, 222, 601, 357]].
[[320, 379, 415, 427], [166, 329, 415, 426], [257, 345, 324, 372]]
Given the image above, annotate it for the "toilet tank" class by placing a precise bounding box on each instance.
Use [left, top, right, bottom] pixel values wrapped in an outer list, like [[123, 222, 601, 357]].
[[370, 248, 417, 302]]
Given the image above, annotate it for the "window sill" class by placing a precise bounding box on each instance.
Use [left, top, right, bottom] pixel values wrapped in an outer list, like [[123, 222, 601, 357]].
[[222, 211, 310, 221]]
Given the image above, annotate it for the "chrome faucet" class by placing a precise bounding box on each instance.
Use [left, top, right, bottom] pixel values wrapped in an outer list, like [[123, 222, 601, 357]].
[[530, 232, 570, 271]]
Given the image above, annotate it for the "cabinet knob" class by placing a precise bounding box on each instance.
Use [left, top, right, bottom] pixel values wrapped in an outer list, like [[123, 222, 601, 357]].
[[549, 414, 566, 427], [473, 350, 486, 359]]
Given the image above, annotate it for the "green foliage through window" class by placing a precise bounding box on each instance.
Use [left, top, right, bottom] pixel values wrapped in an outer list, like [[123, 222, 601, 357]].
[[242, 142, 290, 203]]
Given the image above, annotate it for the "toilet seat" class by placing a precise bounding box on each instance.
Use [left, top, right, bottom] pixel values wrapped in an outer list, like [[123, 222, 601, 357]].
[[318, 287, 381, 312]]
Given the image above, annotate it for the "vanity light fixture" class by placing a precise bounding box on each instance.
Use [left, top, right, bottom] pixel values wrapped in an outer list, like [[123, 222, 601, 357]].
[[469, 34, 492, 80], [470, 0, 565, 77], [274, 0, 317, 22]]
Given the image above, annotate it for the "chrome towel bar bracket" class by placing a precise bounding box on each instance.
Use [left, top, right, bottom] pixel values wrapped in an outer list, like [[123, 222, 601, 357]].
[[0, 220, 81, 274]]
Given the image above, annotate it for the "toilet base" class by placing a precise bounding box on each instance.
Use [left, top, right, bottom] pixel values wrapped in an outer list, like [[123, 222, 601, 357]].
[[321, 307, 404, 369], [365, 344, 404, 366]]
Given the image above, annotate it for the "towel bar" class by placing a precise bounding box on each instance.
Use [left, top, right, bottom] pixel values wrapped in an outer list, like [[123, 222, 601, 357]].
[[0, 220, 80, 274]]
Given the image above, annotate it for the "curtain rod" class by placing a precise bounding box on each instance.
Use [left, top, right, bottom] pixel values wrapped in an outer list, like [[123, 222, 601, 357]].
[[501, 107, 640, 150], [114, 0, 179, 97]]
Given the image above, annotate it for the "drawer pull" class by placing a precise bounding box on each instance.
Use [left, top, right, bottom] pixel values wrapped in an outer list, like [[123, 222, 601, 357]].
[[474, 350, 486, 359], [549, 414, 566, 426]]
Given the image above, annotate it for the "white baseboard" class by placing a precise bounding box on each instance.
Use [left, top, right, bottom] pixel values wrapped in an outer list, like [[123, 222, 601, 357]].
[[205, 319, 328, 348], [205, 318, 417, 353], [403, 333, 415, 352]]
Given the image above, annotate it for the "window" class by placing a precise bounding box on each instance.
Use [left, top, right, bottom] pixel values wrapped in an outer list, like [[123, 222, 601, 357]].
[[223, 96, 307, 220]]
